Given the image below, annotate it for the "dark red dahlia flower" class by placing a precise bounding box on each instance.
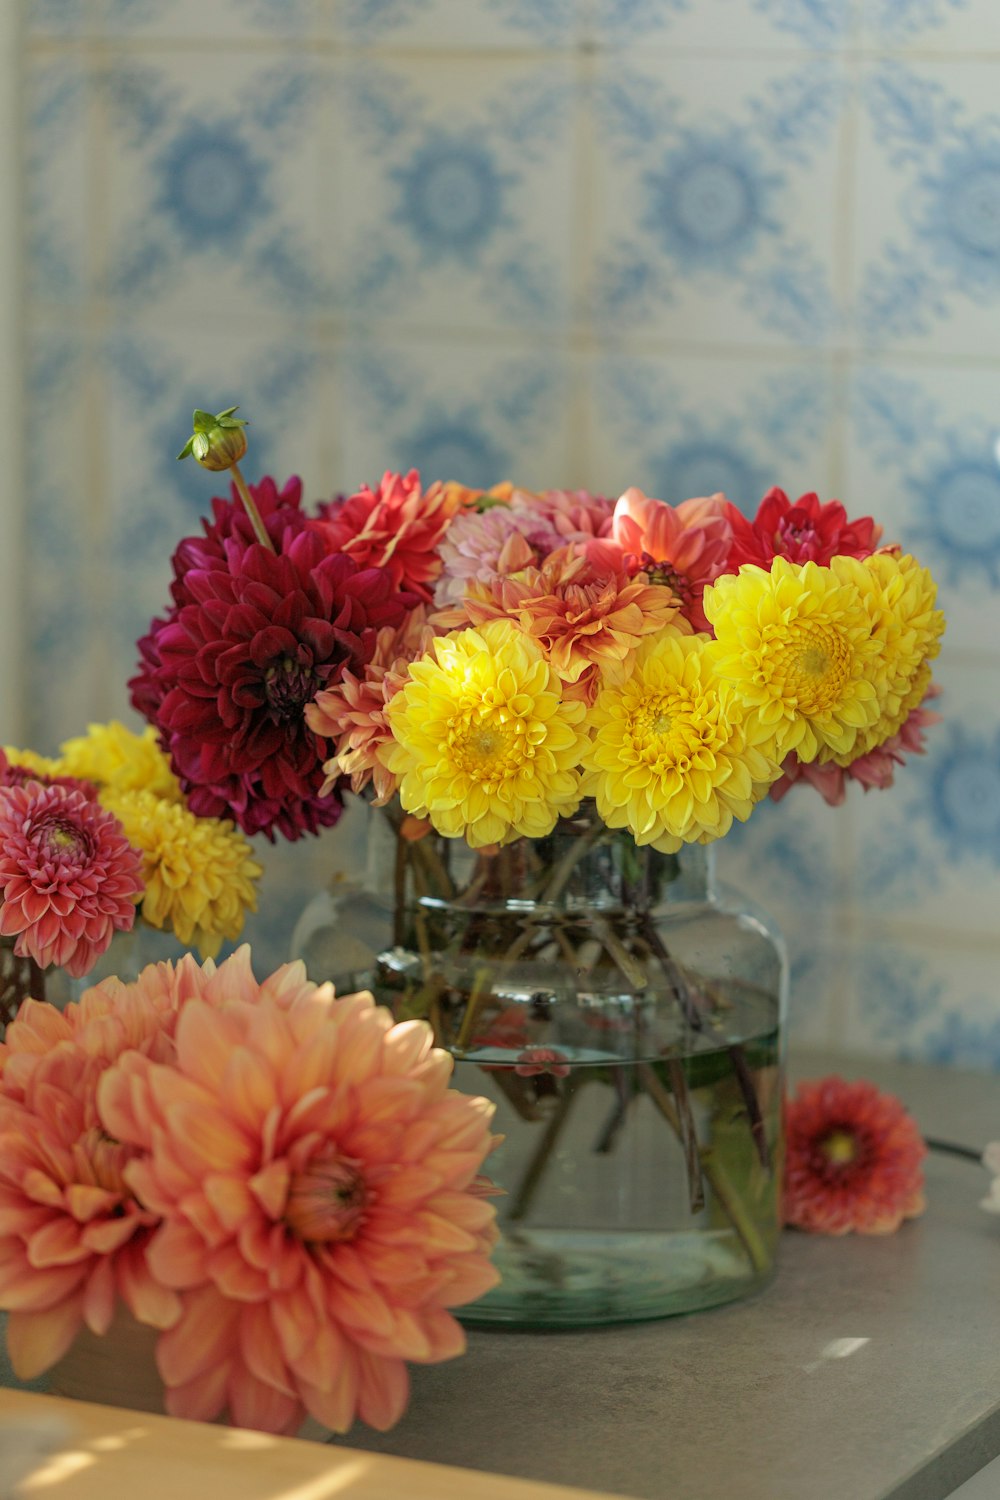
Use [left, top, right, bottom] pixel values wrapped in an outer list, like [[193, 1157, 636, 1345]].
[[170, 474, 310, 605], [131, 522, 411, 841], [725, 488, 882, 571]]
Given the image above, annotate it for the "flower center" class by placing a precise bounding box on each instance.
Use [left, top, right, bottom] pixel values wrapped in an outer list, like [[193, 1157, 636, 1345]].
[[285, 1154, 368, 1243], [628, 691, 714, 773], [641, 554, 693, 605], [35, 815, 90, 863], [448, 703, 535, 786], [768, 625, 850, 714], [820, 1129, 857, 1166], [264, 655, 317, 722], [776, 517, 819, 560]]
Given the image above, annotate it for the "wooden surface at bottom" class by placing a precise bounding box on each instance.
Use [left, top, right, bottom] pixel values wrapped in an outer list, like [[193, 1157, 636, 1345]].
[[0, 1388, 619, 1500]]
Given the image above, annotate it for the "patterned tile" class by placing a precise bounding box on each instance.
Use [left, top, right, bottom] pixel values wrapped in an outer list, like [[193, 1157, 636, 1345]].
[[24, 55, 91, 306], [859, 0, 1000, 50], [586, 352, 836, 512], [26, 0, 321, 39], [841, 939, 1000, 1072], [337, 0, 582, 48], [854, 60, 1000, 357], [336, 335, 571, 490], [590, 53, 846, 348], [333, 58, 576, 335], [95, 52, 333, 317], [846, 363, 1000, 653], [587, 0, 858, 51]]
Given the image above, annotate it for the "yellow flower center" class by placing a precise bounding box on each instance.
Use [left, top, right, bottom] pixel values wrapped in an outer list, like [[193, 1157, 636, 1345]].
[[767, 624, 851, 714], [627, 692, 713, 773], [821, 1130, 857, 1165], [448, 704, 534, 785]]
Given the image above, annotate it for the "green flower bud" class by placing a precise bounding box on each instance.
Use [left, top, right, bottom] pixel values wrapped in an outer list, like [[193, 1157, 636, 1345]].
[[177, 406, 249, 471]]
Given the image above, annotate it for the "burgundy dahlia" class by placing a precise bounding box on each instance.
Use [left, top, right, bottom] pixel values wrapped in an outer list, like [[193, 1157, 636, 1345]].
[[132, 521, 411, 841], [725, 488, 882, 572], [0, 783, 143, 977]]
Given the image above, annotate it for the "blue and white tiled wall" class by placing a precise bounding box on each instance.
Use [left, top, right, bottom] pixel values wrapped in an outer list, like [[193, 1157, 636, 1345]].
[[14, 0, 1000, 1064]]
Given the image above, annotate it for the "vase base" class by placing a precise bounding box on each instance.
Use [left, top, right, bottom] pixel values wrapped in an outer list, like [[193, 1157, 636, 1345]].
[[458, 1227, 776, 1329]]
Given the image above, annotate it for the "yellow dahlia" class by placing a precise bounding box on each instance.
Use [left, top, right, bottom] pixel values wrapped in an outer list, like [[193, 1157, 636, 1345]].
[[703, 557, 883, 763], [580, 634, 784, 852], [826, 552, 944, 764], [380, 620, 587, 847], [102, 789, 261, 958], [57, 721, 183, 802]]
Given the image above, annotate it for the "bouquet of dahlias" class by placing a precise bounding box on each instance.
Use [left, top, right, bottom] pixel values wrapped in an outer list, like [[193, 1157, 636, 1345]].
[[0, 948, 500, 1433], [125, 407, 945, 1320], [0, 721, 261, 1029]]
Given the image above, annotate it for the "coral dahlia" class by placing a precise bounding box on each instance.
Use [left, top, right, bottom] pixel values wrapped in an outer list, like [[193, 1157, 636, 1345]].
[[98, 968, 500, 1434], [610, 488, 734, 632], [314, 470, 466, 601], [0, 783, 143, 977], [784, 1076, 926, 1235]]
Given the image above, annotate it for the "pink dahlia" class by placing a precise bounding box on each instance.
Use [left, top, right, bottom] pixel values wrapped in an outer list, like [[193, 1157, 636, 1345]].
[[99, 972, 500, 1435], [132, 528, 410, 841], [725, 488, 883, 572], [0, 784, 143, 977], [609, 487, 734, 633], [313, 470, 466, 602], [784, 1076, 926, 1235], [435, 504, 546, 605]]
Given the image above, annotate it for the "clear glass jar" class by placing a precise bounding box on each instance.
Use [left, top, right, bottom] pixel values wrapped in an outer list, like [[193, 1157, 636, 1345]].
[[292, 801, 787, 1327]]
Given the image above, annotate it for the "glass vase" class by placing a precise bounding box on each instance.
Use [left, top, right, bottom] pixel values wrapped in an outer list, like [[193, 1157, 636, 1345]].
[[0, 936, 46, 1037], [293, 801, 787, 1328]]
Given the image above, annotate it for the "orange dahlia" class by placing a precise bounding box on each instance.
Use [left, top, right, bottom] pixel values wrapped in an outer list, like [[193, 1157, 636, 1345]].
[[610, 487, 734, 632], [99, 970, 500, 1435], [784, 1076, 926, 1235]]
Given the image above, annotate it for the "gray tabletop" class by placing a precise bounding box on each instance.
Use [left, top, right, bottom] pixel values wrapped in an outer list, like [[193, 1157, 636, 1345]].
[[343, 1050, 1000, 1500]]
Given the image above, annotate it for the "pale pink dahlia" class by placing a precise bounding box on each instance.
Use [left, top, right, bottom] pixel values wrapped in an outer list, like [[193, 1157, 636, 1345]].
[[0, 784, 143, 977], [609, 487, 734, 632], [435, 504, 546, 605], [99, 977, 500, 1435]]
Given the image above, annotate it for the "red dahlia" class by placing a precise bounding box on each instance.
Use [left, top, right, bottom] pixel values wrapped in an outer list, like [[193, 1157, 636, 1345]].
[[313, 469, 465, 601], [725, 488, 882, 571]]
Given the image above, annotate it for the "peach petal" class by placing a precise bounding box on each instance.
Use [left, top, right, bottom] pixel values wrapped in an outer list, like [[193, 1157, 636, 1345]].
[[299, 1351, 359, 1435], [81, 1256, 116, 1336], [146, 1220, 211, 1288], [238, 1302, 296, 1398], [26, 1218, 91, 1269], [161, 1101, 251, 1172], [381, 1021, 433, 1075], [113, 1239, 180, 1330], [356, 1349, 409, 1431], [81, 1216, 141, 1255], [271, 1288, 315, 1366], [203, 1173, 256, 1233], [208, 1242, 270, 1301], [222, 1046, 279, 1132], [156, 1285, 240, 1386], [64, 1184, 120, 1223], [164, 1362, 231, 1422], [227, 1364, 302, 1434], [6, 1296, 85, 1379], [439, 1255, 503, 1306], [175, 1002, 247, 1091], [328, 1279, 396, 1338], [248, 1159, 290, 1220], [287, 1316, 346, 1393], [352, 1077, 424, 1126]]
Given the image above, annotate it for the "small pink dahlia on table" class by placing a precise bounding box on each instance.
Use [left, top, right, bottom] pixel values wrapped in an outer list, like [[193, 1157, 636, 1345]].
[[783, 1076, 926, 1235]]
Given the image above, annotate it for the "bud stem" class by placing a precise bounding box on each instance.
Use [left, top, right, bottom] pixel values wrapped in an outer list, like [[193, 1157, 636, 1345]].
[[230, 462, 276, 553]]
